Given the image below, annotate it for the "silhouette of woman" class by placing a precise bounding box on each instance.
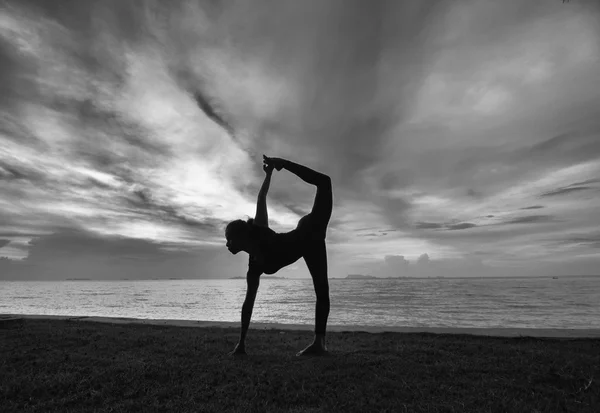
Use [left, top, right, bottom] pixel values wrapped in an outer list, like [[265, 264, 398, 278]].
[[225, 155, 333, 356]]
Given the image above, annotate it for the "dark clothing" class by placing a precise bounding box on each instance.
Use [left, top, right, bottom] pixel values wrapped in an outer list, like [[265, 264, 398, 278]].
[[247, 178, 333, 277], [248, 214, 322, 275], [247, 178, 333, 335]]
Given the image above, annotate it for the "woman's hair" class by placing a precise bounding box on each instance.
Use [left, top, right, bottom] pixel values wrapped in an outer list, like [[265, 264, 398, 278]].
[[225, 217, 254, 239]]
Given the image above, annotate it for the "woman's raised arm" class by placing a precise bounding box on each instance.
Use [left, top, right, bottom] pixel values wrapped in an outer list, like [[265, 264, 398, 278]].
[[263, 156, 329, 187], [253, 163, 273, 227]]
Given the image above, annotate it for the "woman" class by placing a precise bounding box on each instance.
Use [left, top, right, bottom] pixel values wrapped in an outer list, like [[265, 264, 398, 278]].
[[225, 155, 333, 356]]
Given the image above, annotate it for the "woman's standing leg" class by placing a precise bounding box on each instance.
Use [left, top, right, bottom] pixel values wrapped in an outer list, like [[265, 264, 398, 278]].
[[304, 165, 332, 347], [298, 238, 330, 356]]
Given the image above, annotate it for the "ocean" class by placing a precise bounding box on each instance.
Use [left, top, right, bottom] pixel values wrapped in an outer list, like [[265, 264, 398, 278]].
[[1, 276, 599, 329]]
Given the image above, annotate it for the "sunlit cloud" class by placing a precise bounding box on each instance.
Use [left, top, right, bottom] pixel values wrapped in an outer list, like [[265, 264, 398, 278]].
[[1, 0, 599, 278]]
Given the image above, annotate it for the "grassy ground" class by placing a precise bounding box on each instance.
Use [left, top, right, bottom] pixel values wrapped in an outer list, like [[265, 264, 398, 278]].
[[1, 320, 598, 412]]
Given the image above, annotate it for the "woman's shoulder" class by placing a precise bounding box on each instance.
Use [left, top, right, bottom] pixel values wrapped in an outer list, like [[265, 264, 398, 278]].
[[250, 223, 276, 237]]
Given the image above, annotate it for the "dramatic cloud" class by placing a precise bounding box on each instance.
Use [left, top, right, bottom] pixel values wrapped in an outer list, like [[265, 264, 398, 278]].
[[541, 186, 594, 197], [0, 228, 248, 281], [1, 0, 599, 279], [504, 215, 555, 225], [377, 255, 410, 277]]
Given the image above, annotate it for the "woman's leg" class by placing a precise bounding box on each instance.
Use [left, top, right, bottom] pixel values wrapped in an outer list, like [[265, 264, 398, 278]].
[[279, 159, 333, 237], [309, 177, 333, 238], [278, 159, 332, 355], [297, 238, 330, 356]]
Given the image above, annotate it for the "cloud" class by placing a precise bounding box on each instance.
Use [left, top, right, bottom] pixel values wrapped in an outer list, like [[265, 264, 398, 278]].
[[416, 222, 444, 230], [541, 186, 594, 197], [447, 223, 477, 231], [415, 222, 476, 230], [417, 253, 430, 265], [1, 0, 600, 279], [568, 178, 600, 187], [125, 188, 223, 232], [557, 231, 600, 249], [0, 229, 242, 280], [386, 255, 410, 266], [385, 255, 410, 275], [366, 251, 508, 278], [503, 215, 554, 224]]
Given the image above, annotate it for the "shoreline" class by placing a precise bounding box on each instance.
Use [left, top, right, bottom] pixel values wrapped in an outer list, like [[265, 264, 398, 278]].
[[1, 274, 599, 282], [3, 314, 600, 338]]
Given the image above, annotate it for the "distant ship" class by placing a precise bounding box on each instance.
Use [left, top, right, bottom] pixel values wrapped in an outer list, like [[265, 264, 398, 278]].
[[345, 274, 377, 279]]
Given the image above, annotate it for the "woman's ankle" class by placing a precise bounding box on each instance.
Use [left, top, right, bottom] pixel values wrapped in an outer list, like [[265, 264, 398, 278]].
[[314, 333, 326, 347]]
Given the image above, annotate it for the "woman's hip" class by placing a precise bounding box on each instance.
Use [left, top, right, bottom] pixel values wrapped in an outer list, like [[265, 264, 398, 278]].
[[296, 214, 328, 239]]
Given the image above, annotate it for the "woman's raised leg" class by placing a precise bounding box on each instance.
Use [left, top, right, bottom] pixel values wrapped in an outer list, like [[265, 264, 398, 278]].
[[264, 157, 333, 355], [271, 158, 333, 237]]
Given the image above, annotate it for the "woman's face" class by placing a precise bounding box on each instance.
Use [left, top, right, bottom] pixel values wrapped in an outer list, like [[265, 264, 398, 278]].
[[225, 231, 244, 254]]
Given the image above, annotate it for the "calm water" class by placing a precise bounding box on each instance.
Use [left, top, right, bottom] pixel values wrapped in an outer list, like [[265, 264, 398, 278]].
[[1, 277, 599, 329]]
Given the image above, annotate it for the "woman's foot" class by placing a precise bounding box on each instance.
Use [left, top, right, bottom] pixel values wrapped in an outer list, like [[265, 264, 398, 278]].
[[296, 335, 329, 356]]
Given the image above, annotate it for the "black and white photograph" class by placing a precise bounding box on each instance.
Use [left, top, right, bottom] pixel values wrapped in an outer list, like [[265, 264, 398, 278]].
[[1, 0, 599, 411]]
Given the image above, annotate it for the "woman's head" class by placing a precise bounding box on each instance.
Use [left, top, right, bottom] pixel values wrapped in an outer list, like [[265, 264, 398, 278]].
[[225, 218, 253, 254]]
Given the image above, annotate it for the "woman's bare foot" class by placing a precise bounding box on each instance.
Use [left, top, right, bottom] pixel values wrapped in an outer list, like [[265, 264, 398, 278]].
[[228, 342, 247, 356], [296, 335, 329, 356]]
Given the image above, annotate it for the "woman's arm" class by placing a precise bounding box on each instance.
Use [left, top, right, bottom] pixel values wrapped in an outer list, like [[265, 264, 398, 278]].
[[263, 156, 329, 187], [254, 165, 273, 227], [230, 270, 260, 355], [240, 273, 260, 342]]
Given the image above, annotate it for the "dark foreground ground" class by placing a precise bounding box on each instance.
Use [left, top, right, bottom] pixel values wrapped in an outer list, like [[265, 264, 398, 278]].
[[0, 319, 598, 412]]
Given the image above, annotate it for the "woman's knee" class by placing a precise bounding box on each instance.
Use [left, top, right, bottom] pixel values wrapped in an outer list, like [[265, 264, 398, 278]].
[[314, 281, 329, 298], [319, 175, 332, 190], [316, 295, 330, 314], [316, 293, 330, 304]]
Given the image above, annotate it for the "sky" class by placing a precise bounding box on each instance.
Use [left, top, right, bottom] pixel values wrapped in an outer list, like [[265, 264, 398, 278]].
[[1, 0, 599, 280]]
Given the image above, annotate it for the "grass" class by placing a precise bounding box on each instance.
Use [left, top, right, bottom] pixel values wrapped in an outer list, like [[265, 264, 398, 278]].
[[1, 319, 598, 412]]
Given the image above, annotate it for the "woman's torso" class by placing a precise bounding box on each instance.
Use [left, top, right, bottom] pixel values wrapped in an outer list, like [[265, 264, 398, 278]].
[[249, 221, 310, 275]]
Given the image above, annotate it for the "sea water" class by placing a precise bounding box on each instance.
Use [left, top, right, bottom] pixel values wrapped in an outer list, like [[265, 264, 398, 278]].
[[1, 276, 599, 329]]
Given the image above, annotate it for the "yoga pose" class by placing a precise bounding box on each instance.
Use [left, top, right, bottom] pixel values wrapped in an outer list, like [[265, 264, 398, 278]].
[[225, 155, 333, 356]]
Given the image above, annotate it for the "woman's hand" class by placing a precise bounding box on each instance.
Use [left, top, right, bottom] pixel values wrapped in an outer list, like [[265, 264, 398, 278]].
[[263, 155, 284, 171], [263, 162, 274, 174]]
